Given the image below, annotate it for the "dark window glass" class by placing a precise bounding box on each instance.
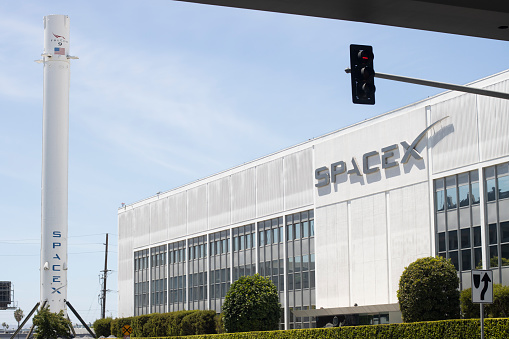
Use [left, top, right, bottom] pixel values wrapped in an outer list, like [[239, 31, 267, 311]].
[[501, 244, 509, 266], [303, 221, 309, 238], [449, 251, 459, 270], [458, 184, 470, 207], [447, 187, 457, 209], [449, 230, 458, 250], [259, 231, 264, 247], [287, 225, 293, 241], [461, 249, 471, 271], [490, 245, 499, 268], [461, 229, 471, 248], [474, 248, 482, 269], [497, 175, 509, 201], [487, 178, 497, 202], [436, 189, 444, 211], [273, 228, 279, 243], [489, 224, 498, 245], [438, 232, 446, 252], [473, 227, 482, 247], [295, 223, 301, 239], [501, 222, 509, 243], [310, 220, 315, 237]]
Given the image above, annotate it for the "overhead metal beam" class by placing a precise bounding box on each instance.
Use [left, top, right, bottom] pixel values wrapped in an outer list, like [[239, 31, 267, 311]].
[[174, 0, 509, 41]]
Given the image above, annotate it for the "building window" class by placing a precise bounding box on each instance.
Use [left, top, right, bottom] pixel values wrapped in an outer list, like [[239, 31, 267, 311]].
[[435, 170, 480, 272], [168, 241, 186, 312], [485, 163, 509, 269], [286, 209, 316, 329]]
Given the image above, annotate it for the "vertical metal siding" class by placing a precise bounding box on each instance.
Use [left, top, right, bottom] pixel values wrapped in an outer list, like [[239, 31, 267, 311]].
[[478, 80, 509, 162], [133, 204, 150, 249], [118, 210, 134, 317], [284, 148, 313, 210], [431, 94, 479, 174], [208, 177, 231, 229], [256, 159, 284, 217], [315, 202, 350, 308], [387, 182, 431, 303], [150, 197, 169, 244], [168, 191, 187, 239], [187, 185, 208, 234], [231, 168, 256, 224]]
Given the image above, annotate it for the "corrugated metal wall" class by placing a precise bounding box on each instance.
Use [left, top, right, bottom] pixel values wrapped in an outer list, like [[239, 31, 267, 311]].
[[231, 168, 256, 223], [256, 158, 284, 217], [118, 210, 134, 317], [208, 177, 231, 229], [431, 79, 509, 174], [284, 148, 313, 210], [478, 80, 509, 162]]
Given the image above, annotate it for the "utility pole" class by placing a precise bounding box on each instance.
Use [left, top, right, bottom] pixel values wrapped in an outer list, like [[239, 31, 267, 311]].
[[100, 233, 109, 319]]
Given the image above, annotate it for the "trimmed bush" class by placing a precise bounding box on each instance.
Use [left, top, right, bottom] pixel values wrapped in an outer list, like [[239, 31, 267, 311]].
[[132, 314, 151, 337], [110, 316, 133, 338], [116, 318, 509, 339], [181, 310, 216, 335], [222, 274, 281, 333], [397, 256, 460, 322], [142, 313, 172, 337], [167, 310, 197, 336], [92, 317, 112, 337], [461, 284, 509, 319]]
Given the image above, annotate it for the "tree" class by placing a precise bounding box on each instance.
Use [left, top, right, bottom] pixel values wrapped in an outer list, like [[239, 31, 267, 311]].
[[222, 274, 281, 333], [32, 306, 72, 339], [397, 256, 460, 322], [1, 322, 8, 331], [461, 284, 509, 318], [14, 308, 24, 329]]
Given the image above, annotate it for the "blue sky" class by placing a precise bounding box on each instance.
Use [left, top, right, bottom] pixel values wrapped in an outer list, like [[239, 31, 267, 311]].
[[0, 0, 508, 328]]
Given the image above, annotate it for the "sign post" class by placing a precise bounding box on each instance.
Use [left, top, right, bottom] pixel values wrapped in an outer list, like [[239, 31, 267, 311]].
[[471, 270, 493, 339]]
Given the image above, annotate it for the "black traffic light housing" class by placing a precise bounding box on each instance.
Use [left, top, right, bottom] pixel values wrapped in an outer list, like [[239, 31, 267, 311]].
[[350, 44, 375, 105]]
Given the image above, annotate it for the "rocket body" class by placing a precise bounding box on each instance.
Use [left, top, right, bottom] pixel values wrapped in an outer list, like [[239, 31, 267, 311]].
[[40, 14, 71, 313]]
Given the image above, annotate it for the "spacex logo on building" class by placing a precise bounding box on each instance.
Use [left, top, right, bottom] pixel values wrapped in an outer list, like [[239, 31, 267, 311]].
[[315, 117, 448, 188]]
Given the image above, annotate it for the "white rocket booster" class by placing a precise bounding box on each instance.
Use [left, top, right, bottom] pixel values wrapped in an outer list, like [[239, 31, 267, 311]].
[[38, 14, 76, 313]]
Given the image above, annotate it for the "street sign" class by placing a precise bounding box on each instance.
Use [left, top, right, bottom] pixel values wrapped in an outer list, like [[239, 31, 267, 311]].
[[471, 270, 493, 304], [122, 324, 133, 336]]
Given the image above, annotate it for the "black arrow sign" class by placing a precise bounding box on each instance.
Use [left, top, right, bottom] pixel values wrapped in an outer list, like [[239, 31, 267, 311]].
[[480, 273, 491, 300]]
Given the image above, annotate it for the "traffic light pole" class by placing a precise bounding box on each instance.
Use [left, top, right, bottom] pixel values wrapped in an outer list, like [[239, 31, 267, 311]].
[[345, 68, 509, 100]]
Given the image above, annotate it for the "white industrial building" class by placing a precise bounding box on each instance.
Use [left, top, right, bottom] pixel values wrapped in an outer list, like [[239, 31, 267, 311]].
[[118, 70, 509, 328]]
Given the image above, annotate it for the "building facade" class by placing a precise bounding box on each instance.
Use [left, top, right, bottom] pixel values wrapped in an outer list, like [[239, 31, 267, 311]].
[[118, 70, 509, 328]]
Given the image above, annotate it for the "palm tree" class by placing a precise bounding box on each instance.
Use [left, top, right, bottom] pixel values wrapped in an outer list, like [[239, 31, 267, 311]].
[[14, 308, 24, 329]]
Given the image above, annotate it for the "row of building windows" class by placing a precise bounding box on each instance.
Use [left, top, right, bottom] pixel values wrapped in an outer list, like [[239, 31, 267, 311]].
[[435, 163, 509, 281], [134, 209, 315, 326]]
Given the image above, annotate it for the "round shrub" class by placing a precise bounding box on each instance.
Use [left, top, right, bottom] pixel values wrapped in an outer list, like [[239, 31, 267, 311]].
[[222, 274, 281, 333], [397, 256, 460, 322]]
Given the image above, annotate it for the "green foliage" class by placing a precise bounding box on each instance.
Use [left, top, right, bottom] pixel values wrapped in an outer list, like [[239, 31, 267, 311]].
[[13, 308, 24, 325], [166, 310, 197, 336], [132, 314, 151, 337], [142, 312, 172, 337], [32, 306, 72, 339], [120, 318, 509, 339], [110, 316, 133, 338], [222, 274, 281, 333], [93, 317, 112, 337], [215, 313, 225, 334], [460, 288, 478, 319], [461, 284, 509, 319], [181, 310, 216, 335], [397, 256, 460, 322]]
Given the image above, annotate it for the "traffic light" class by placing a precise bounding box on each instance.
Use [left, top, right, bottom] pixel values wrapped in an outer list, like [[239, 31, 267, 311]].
[[350, 44, 375, 105]]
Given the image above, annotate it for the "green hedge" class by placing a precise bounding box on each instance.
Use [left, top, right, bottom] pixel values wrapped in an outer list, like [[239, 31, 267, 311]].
[[109, 310, 217, 337], [93, 317, 112, 337], [122, 318, 509, 339]]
